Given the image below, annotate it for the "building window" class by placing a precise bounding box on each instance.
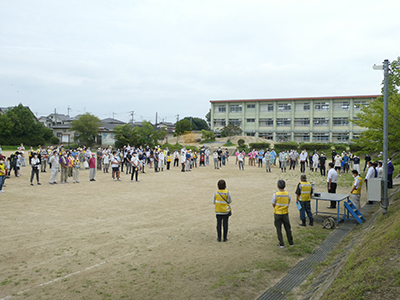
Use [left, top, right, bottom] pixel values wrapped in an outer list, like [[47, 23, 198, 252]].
[[313, 117, 329, 126], [333, 117, 349, 126], [57, 133, 62, 138], [260, 103, 274, 112], [354, 101, 369, 110], [278, 103, 291, 111], [247, 104, 255, 109], [314, 102, 330, 111], [259, 133, 273, 140], [246, 133, 255, 136], [228, 119, 241, 126], [332, 134, 349, 142], [259, 118, 273, 127], [276, 133, 290, 142], [229, 105, 242, 113], [294, 118, 310, 126], [276, 118, 291, 126], [268, 104, 274, 111], [213, 119, 226, 127], [313, 134, 330, 142], [294, 133, 310, 142], [216, 105, 226, 113], [333, 102, 350, 111], [295, 103, 310, 111], [246, 118, 255, 123]]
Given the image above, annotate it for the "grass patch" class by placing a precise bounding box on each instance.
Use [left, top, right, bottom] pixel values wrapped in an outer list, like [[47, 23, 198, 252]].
[[320, 196, 400, 300]]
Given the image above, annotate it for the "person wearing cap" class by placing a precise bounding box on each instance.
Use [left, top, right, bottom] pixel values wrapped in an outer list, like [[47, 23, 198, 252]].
[[88, 153, 96, 181], [295, 174, 314, 226], [353, 155, 360, 174]]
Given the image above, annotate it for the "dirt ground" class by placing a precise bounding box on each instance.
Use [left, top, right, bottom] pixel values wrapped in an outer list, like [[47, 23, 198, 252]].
[[0, 150, 364, 300]]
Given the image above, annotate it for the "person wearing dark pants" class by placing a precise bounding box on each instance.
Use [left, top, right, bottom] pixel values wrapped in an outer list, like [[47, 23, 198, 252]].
[[327, 163, 338, 208], [129, 153, 140, 182], [319, 153, 327, 176], [213, 179, 232, 242], [271, 179, 293, 248], [296, 175, 314, 226], [30, 154, 41, 186]]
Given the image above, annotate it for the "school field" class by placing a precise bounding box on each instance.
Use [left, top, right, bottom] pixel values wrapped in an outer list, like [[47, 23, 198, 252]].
[[0, 151, 363, 300]]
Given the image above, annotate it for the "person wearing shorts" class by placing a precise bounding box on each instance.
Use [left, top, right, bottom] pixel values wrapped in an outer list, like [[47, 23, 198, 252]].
[[111, 151, 121, 181]]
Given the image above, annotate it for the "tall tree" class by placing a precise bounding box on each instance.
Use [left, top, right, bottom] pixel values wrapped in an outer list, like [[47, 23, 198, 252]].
[[354, 57, 400, 153], [175, 119, 191, 135], [205, 109, 211, 127], [0, 104, 53, 146], [70, 113, 101, 146], [113, 121, 165, 148], [220, 123, 242, 138]]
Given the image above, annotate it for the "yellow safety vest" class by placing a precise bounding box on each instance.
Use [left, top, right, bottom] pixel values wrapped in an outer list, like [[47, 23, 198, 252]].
[[274, 191, 290, 215], [352, 176, 363, 195], [300, 181, 312, 201], [215, 189, 230, 214]]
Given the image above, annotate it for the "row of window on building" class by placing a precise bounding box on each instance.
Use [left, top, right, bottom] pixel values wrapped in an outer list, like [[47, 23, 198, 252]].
[[251, 132, 350, 142], [214, 117, 359, 127], [216, 101, 368, 113]]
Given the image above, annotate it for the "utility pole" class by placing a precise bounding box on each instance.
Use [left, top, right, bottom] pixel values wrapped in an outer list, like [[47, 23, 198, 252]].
[[130, 111, 135, 124], [176, 114, 179, 123], [155, 112, 158, 127], [373, 59, 390, 215], [67, 105, 71, 117]]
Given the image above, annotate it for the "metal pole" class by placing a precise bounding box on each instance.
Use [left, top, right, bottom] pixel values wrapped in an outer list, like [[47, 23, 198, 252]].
[[382, 59, 389, 215]]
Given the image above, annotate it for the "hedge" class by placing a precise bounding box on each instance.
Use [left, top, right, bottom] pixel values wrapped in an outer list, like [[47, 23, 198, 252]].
[[274, 142, 299, 152], [248, 142, 271, 150]]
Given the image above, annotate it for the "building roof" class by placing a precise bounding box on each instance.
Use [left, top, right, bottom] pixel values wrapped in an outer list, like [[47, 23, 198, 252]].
[[100, 118, 126, 131], [210, 95, 380, 103]]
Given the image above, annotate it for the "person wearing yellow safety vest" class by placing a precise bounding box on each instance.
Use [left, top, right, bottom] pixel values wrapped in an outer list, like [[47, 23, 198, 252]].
[[213, 179, 232, 242], [271, 180, 294, 248], [350, 170, 363, 211], [295, 175, 314, 227]]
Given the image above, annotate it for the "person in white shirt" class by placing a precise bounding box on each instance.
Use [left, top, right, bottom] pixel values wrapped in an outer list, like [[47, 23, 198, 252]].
[[238, 152, 244, 170], [377, 161, 383, 178], [364, 161, 375, 190], [205, 148, 210, 165], [312, 152, 319, 172], [159, 151, 165, 171], [49, 150, 59, 185], [327, 162, 338, 209], [30, 154, 41, 186], [299, 150, 308, 173], [111, 151, 121, 181], [213, 151, 219, 170], [334, 154, 342, 176], [129, 152, 140, 182]]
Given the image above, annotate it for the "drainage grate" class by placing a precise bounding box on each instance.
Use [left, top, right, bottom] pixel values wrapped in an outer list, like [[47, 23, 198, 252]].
[[257, 223, 355, 300]]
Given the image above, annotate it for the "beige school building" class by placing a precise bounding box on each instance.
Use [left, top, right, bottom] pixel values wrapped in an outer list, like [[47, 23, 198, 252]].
[[210, 95, 379, 143]]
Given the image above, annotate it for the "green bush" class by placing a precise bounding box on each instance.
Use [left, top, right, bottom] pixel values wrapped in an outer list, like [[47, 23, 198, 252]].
[[274, 142, 299, 152], [238, 139, 245, 146], [48, 136, 60, 145], [248, 142, 270, 150]]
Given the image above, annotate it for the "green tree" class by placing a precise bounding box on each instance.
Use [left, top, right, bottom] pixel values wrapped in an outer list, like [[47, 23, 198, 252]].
[[70, 113, 102, 146], [220, 123, 242, 138], [175, 119, 191, 135], [113, 121, 166, 148], [0, 104, 53, 146], [205, 109, 211, 127], [353, 57, 400, 153]]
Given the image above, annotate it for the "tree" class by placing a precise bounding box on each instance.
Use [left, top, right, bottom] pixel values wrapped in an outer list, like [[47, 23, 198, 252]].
[[220, 123, 242, 138], [113, 121, 166, 148], [0, 104, 53, 146], [205, 109, 211, 127], [70, 113, 102, 146], [353, 57, 400, 153], [175, 119, 191, 135]]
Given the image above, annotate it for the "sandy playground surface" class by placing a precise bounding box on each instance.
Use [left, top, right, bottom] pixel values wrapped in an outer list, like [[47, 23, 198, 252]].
[[0, 150, 366, 300]]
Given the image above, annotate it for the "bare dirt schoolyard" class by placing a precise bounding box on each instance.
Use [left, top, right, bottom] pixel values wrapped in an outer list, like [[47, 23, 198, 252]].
[[0, 152, 356, 300]]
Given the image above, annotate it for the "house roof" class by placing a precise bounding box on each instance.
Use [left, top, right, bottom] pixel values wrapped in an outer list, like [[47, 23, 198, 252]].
[[210, 95, 380, 103], [100, 118, 126, 131]]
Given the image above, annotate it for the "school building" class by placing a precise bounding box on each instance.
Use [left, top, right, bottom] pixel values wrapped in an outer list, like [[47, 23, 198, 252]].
[[210, 95, 379, 143]]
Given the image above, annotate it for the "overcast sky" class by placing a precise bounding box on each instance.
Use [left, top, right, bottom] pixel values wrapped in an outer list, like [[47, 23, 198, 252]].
[[1, 0, 399, 124]]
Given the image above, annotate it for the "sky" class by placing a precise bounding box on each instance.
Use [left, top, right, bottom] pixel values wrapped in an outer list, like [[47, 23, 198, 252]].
[[1, 0, 399, 124]]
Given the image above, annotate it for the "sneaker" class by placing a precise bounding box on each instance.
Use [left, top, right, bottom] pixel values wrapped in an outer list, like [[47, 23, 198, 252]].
[[136, 180, 140, 182], [113, 178, 117, 181], [289, 244, 294, 247], [117, 178, 122, 181], [277, 244, 285, 248], [37, 183, 41, 185], [131, 180, 133, 183], [30, 183, 34, 186]]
